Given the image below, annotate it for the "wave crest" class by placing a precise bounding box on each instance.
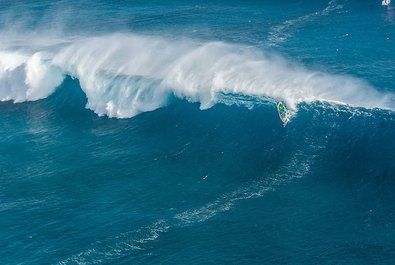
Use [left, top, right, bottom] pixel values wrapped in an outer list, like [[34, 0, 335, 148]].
[[0, 33, 393, 117]]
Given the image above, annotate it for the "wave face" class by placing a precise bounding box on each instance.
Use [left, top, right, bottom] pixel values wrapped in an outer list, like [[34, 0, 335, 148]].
[[1, 1, 395, 265]]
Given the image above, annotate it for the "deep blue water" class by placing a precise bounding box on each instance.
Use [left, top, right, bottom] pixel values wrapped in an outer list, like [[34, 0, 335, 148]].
[[0, 1, 395, 264]]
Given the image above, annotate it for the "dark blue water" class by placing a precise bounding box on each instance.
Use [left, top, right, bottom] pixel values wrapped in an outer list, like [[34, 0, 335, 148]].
[[0, 1, 394, 264]]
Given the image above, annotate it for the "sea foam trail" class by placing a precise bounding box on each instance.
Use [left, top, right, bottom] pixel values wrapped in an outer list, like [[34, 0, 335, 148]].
[[0, 33, 393, 118], [267, 0, 343, 46], [58, 125, 327, 265]]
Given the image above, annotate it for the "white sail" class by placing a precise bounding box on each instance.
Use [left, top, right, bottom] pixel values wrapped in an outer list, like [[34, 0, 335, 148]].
[[382, 0, 391, 6]]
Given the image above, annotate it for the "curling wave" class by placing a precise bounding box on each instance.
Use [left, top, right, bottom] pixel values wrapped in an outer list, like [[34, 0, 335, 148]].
[[0, 33, 393, 118]]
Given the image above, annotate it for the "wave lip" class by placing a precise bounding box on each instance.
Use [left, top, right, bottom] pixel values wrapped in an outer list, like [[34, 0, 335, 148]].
[[0, 33, 394, 117]]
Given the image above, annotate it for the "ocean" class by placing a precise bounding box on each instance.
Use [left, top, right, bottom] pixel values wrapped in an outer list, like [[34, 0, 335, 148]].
[[0, 0, 394, 264]]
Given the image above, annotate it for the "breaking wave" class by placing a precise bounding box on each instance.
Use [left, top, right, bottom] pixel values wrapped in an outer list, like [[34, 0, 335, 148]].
[[0, 32, 393, 118]]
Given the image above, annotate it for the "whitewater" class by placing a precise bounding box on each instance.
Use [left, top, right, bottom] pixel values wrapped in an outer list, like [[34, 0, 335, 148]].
[[0, 32, 393, 118]]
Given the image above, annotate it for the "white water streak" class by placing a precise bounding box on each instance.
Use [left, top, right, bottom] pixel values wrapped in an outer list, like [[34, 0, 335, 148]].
[[57, 132, 326, 265], [267, 0, 343, 46]]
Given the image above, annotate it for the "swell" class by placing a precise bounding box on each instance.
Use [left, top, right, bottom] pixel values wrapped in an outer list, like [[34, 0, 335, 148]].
[[0, 32, 393, 118], [0, 75, 393, 264]]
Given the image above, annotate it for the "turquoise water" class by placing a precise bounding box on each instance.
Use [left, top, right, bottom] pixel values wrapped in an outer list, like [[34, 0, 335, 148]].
[[0, 1, 395, 264]]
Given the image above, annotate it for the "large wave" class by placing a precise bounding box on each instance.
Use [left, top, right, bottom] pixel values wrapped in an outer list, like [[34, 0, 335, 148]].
[[0, 33, 393, 118]]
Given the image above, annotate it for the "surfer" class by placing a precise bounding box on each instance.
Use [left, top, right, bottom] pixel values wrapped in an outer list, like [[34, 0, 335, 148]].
[[277, 102, 290, 127]]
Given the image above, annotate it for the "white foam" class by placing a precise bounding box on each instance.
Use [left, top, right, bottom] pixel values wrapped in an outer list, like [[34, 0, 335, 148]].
[[0, 51, 63, 102], [0, 33, 393, 117]]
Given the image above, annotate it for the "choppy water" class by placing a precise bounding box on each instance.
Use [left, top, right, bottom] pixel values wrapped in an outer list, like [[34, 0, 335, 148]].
[[0, 1, 394, 264]]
